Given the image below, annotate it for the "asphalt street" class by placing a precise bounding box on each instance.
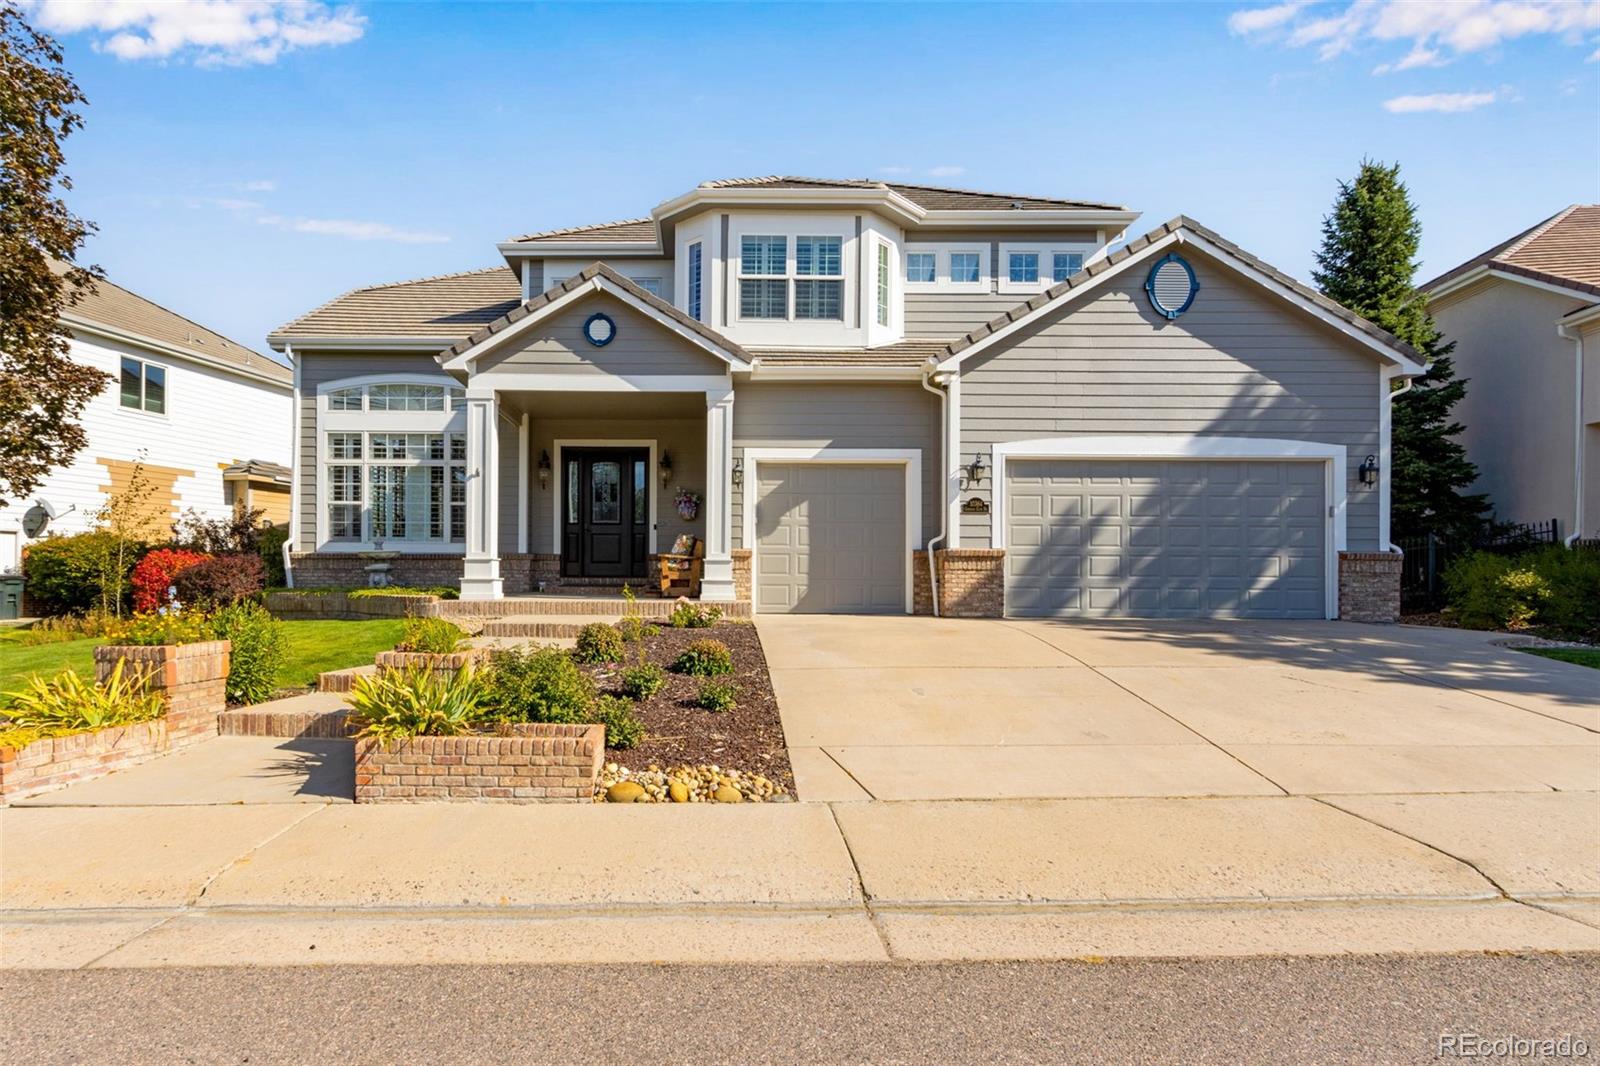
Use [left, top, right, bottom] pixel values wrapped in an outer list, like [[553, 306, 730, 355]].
[[5, 954, 1597, 1065]]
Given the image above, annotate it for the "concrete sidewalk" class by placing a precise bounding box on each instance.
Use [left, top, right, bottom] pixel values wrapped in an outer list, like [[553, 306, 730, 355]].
[[4, 792, 1597, 969]]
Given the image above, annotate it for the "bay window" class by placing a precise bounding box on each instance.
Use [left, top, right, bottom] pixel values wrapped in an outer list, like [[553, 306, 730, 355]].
[[738, 234, 845, 322], [876, 242, 890, 327], [739, 235, 787, 319], [794, 235, 843, 320], [687, 241, 703, 321]]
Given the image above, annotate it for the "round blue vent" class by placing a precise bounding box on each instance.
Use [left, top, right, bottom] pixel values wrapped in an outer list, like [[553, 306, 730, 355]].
[[582, 312, 616, 347], [1145, 254, 1199, 319]]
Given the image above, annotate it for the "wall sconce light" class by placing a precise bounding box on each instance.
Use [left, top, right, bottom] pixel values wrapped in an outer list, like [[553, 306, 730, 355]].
[[537, 450, 552, 489], [659, 451, 673, 486], [731, 457, 743, 488], [1358, 454, 1379, 487], [963, 452, 987, 487]]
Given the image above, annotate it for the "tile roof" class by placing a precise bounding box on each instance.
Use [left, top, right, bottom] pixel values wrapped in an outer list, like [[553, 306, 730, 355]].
[[1422, 205, 1600, 299], [941, 216, 1424, 368], [441, 263, 753, 366], [270, 267, 522, 342], [508, 218, 657, 244], [748, 340, 951, 368], [701, 176, 1124, 211], [50, 259, 289, 383]]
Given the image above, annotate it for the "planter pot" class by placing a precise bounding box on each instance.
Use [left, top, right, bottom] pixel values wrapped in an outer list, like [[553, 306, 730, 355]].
[[95, 640, 229, 748], [354, 722, 604, 803], [0, 719, 169, 805], [677, 500, 700, 521]]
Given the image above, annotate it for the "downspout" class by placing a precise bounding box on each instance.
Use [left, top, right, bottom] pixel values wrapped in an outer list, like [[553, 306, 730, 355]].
[[919, 367, 949, 617], [1558, 322, 1584, 546], [282, 343, 299, 588], [1385, 375, 1415, 553]]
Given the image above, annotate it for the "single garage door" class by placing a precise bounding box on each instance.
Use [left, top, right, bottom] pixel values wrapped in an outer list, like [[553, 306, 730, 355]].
[[1006, 459, 1326, 619], [754, 463, 905, 614]]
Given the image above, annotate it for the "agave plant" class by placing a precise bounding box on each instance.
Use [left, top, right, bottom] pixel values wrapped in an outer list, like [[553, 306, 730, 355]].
[[347, 664, 487, 741], [4, 661, 165, 734]]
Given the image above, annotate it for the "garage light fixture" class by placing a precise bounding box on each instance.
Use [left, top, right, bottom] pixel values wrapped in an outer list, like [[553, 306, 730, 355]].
[[731, 457, 743, 488], [1359, 454, 1378, 487], [963, 453, 986, 487]]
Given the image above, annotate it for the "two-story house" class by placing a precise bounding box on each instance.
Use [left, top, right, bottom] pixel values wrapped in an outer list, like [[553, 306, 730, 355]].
[[269, 177, 1423, 620]]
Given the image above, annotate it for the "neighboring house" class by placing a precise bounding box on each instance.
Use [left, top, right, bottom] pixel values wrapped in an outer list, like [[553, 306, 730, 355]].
[[270, 176, 1423, 620], [1423, 205, 1600, 543], [0, 264, 294, 575]]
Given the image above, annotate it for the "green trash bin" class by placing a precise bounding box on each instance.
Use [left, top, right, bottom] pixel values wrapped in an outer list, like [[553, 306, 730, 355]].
[[0, 575, 22, 620]]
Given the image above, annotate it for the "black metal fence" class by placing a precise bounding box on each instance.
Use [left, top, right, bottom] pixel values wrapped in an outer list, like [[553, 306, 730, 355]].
[[1397, 518, 1561, 612]]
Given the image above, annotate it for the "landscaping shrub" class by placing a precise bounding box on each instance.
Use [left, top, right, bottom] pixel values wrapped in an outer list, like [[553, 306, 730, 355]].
[[22, 532, 136, 615], [668, 600, 721, 629], [617, 615, 659, 643], [395, 616, 466, 654], [172, 553, 265, 609], [130, 548, 211, 612], [696, 678, 738, 712], [1445, 551, 1551, 630], [1, 661, 165, 747], [105, 609, 214, 647], [172, 507, 265, 555], [210, 602, 288, 705], [672, 638, 733, 676], [573, 622, 624, 664], [620, 662, 666, 700], [259, 525, 289, 586], [346, 665, 486, 741], [17, 611, 119, 646], [481, 646, 596, 724], [1525, 546, 1600, 639], [594, 694, 645, 749]]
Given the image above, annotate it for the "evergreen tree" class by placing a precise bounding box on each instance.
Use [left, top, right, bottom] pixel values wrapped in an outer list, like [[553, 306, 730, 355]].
[[1313, 160, 1489, 542]]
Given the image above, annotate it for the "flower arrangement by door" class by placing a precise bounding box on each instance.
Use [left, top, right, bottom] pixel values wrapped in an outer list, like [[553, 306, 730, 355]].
[[674, 489, 702, 521]]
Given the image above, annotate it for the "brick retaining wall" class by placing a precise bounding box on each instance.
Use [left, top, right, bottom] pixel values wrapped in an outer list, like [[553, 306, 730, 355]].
[[265, 590, 442, 620], [1339, 551, 1402, 623], [0, 720, 169, 804], [355, 722, 603, 802], [912, 549, 1007, 618], [95, 640, 229, 749], [219, 708, 354, 738]]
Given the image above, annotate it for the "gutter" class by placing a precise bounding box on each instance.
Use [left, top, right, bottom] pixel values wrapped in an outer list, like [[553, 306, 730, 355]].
[[1557, 321, 1586, 545], [1386, 375, 1415, 553], [919, 368, 951, 617]]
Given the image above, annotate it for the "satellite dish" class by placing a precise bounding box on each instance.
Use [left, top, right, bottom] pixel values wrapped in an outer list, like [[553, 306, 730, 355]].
[[22, 505, 50, 538]]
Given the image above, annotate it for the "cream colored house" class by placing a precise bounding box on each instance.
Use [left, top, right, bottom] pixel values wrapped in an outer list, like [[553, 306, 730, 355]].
[[271, 177, 1426, 619], [1424, 205, 1600, 542]]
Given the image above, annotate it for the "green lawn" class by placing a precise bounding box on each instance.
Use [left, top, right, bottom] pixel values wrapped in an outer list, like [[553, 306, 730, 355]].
[[1522, 647, 1600, 671], [0, 618, 407, 698]]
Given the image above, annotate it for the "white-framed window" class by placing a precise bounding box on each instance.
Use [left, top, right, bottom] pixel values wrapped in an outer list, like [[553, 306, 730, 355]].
[[739, 234, 787, 319], [687, 242, 703, 321], [795, 235, 844, 320], [630, 276, 663, 297], [1000, 242, 1096, 293], [876, 242, 891, 327], [119, 357, 166, 414], [325, 430, 466, 544], [1008, 251, 1039, 285], [324, 383, 465, 412], [1053, 251, 1084, 282], [904, 243, 990, 292]]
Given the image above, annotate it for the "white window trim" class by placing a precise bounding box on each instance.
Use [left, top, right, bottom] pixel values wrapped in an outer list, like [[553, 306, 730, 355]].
[[314, 373, 468, 551], [904, 242, 989, 293], [876, 239, 891, 328], [741, 447, 922, 615], [117, 355, 170, 419], [734, 233, 849, 324], [988, 435, 1347, 620], [687, 241, 703, 322], [550, 438, 660, 561], [998, 241, 1096, 294]]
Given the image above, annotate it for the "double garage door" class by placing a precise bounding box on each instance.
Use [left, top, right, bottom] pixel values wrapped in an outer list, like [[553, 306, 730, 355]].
[[1006, 459, 1327, 619], [754, 463, 905, 614]]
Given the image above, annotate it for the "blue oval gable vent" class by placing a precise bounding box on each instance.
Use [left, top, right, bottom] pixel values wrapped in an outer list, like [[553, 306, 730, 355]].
[[1145, 253, 1199, 319]]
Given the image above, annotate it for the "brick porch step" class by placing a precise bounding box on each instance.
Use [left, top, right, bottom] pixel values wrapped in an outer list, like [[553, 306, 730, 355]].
[[317, 663, 376, 693], [479, 615, 623, 639], [441, 597, 750, 620], [219, 691, 354, 738]]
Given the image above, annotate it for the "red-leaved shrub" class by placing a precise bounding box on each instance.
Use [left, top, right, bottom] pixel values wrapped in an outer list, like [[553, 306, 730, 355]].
[[130, 549, 212, 612], [173, 553, 266, 609]]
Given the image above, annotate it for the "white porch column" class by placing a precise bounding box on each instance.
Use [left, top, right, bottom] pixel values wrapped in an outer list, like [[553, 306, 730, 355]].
[[460, 393, 503, 600], [700, 387, 736, 602]]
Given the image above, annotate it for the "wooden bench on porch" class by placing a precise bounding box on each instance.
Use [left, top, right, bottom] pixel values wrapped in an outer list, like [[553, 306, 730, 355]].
[[658, 535, 705, 598]]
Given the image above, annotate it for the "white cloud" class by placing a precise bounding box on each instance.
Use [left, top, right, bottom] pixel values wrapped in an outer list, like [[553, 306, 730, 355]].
[[877, 166, 913, 176], [1382, 90, 1498, 112], [1590, 44, 1600, 61], [927, 165, 967, 177], [24, 1, 366, 67], [211, 197, 262, 211], [1230, 1, 1600, 67], [255, 215, 450, 244], [238, 179, 277, 193]]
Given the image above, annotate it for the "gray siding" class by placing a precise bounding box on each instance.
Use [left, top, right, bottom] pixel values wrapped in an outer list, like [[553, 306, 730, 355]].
[[295, 352, 449, 547], [731, 382, 940, 549], [956, 247, 1386, 551], [525, 417, 706, 555], [903, 228, 1102, 339], [476, 293, 723, 376]]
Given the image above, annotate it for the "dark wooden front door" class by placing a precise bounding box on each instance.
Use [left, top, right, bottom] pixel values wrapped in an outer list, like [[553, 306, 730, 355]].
[[562, 449, 649, 579]]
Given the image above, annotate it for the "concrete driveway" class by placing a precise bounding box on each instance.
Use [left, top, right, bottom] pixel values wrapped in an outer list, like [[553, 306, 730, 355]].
[[758, 616, 1600, 803]]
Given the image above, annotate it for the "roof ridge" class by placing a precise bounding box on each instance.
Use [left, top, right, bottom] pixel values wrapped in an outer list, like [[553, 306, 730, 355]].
[[700, 175, 877, 190], [882, 178, 1109, 207], [360, 265, 514, 292], [515, 217, 654, 241]]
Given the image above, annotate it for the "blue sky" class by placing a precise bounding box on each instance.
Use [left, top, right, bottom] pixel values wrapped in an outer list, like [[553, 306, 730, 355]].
[[29, 0, 1600, 360]]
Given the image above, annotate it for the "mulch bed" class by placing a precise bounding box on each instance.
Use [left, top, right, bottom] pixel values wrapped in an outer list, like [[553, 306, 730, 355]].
[[576, 621, 792, 792]]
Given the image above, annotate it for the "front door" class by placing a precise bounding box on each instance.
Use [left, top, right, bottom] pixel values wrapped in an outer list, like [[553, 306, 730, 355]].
[[562, 449, 649, 578]]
